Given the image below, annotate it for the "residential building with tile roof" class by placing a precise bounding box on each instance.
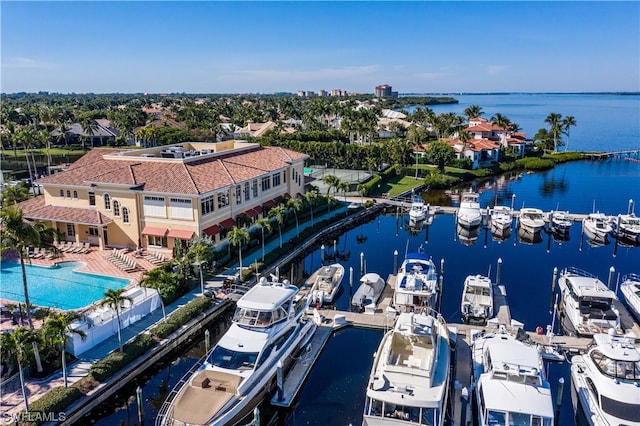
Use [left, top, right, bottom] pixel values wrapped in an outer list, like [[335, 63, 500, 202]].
[[20, 141, 307, 254]]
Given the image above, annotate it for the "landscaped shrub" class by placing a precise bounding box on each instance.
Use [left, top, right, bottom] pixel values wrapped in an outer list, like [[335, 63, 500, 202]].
[[542, 152, 585, 163], [150, 297, 212, 339], [88, 334, 155, 382], [24, 386, 84, 425], [515, 157, 555, 170], [423, 173, 461, 189]]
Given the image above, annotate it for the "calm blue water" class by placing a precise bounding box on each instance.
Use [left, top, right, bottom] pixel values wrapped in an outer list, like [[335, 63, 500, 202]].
[[0, 261, 130, 310], [404, 93, 640, 152]]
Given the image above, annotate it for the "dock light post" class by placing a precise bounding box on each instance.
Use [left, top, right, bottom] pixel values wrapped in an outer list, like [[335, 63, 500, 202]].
[[136, 385, 144, 425], [549, 267, 558, 314], [333, 240, 337, 258], [193, 260, 206, 297], [554, 377, 564, 426], [360, 252, 365, 276], [496, 258, 502, 286], [460, 387, 469, 426], [511, 193, 516, 211], [204, 329, 210, 353], [349, 267, 354, 289], [393, 250, 398, 273], [607, 266, 615, 289], [321, 244, 325, 263]]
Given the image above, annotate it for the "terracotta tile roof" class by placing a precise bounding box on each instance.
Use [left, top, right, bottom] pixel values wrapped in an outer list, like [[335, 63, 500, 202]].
[[466, 123, 508, 132], [467, 139, 500, 151], [35, 146, 307, 195], [18, 196, 113, 225]]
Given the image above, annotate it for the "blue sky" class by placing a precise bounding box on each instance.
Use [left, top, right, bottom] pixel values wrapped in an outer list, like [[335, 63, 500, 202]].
[[2, 1, 639, 94]]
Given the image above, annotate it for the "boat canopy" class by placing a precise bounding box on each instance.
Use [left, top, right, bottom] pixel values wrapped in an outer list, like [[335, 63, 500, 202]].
[[237, 280, 297, 311]]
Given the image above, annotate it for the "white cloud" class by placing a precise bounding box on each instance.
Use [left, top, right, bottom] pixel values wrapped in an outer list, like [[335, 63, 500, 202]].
[[486, 65, 506, 75], [2, 57, 53, 69]]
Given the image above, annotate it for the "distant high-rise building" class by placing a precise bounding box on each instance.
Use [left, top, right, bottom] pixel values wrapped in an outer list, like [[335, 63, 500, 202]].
[[318, 89, 328, 97], [375, 84, 397, 98]]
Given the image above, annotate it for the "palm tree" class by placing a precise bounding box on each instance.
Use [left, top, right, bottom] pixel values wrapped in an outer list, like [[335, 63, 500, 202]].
[[100, 288, 133, 352], [80, 118, 99, 149], [227, 226, 250, 280], [562, 115, 577, 151], [2, 183, 30, 206], [545, 112, 563, 152], [356, 183, 367, 204], [42, 312, 86, 388], [286, 198, 303, 237], [268, 204, 287, 248], [322, 174, 340, 196], [139, 268, 179, 322], [0, 207, 55, 372], [304, 189, 318, 227], [1, 327, 38, 411], [255, 218, 272, 262], [337, 181, 350, 202], [463, 105, 484, 122]]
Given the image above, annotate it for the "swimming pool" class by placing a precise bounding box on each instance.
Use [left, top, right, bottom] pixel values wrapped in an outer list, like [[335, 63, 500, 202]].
[[0, 261, 130, 310]]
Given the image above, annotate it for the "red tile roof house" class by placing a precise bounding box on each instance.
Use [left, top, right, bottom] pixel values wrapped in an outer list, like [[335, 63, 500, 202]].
[[444, 138, 501, 169], [20, 141, 308, 255]]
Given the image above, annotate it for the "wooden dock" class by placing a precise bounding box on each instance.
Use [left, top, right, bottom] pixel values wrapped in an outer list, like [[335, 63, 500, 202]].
[[271, 325, 333, 408]]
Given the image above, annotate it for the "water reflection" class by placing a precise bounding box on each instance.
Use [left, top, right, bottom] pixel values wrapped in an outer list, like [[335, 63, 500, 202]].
[[456, 224, 481, 246], [518, 226, 544, 245]]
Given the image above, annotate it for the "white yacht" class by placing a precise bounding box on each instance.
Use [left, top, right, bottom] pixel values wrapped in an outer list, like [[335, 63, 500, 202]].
[[549, 210, 572, 234], [309, 263, 344, 305], [362, 312, 451, 426], [582, 212, 612, 244], [157, 277, 315, 426], [408, 201, 427, 224], [557, 267, 623, 337], [618, 273, 640, 323], [471, 329, 554, 426], [610, 213, 640, 243], [457, 191, 482, 228], [518, 207, 546, 234], [392, 252, 439, 314], [570, 332, 640, 426], [461, 274, 494, 324], [490, 205, 513, 236]]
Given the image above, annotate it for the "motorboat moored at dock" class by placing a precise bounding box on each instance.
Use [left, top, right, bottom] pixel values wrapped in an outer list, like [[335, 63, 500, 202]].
[[392, 252, 439, 314], [557, 267, 623, 337], [581, 212, 612, 244], [618, 273, 640, 323], [461, 274, 494, 325], [570, 332, 640, 425], [308, 263, 344, 305], [362, 312, 451, 426], [518, 207, 546, 235], [457, 192, 482, 228], [352, 272, 386, 313], [156, 276, 315, 426]]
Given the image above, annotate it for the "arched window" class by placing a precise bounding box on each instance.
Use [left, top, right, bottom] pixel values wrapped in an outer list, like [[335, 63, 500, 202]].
[[104, 194, 111, 210], [73, 190, 78, 199], [60, 189, 64, 197], [66, 190, 71, 198], [113, 200, 120, 217], [122, 207, 129, 224]]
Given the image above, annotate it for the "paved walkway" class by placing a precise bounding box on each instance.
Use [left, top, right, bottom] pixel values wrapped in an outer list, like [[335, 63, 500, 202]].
[[0, 203, 353, 416]]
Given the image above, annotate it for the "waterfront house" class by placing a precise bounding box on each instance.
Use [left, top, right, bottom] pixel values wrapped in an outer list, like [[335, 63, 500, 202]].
[[444, 138, 501, 169], [19, 141, 307, 255]]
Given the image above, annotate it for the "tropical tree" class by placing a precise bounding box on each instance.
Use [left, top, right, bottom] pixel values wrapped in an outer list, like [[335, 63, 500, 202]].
[[321, 174, 340, 196], [42, 312, 86, 388], [356, 183, 367, 204], [337, 181, 350, 202], [80, 117, 99, 149], [464, 105, 484, 121], [2, 182, 30, 206], [304, 190, 318, 227], [287, 198, 303, 237], [426, 141, 455, 172], [139, 268, 181, 321], [562, 115, 577, 151], [255, 218, 272, 261], [227, 226, 250, 279], [490, 113, 512, 131], [545, 112, 563, 152], [268, 204, 287, 248], [100, 288, 133, 352], [533, 128, 554, 151], [0, 327, 37, 411], [0, 207, 55, 372]]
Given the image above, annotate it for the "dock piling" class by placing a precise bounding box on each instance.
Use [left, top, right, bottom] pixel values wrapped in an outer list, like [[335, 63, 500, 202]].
[[496, 258, 502, 286], [607, 266, 615, 289], [554, 377, 564, 426], [204, 329, 210, 353], [549, 267, 558, 314], [393, 250, 398, 273], [349, 267, 353, 289], [460, 386, 469, 426], [277, 361, 284, 402], [360, 252, 365, 276], [628, 199, 635, 215], [136, 386, 143, 425]]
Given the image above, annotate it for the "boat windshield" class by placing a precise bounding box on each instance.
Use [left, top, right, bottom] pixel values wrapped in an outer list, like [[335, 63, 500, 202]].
[[365, 398, 439, 425], [207, 346, 258, 371], [601, 395, 640, 422], [233, 304, 290, 327], [590, 350, 640, 381], [486, 411, 552, 426]]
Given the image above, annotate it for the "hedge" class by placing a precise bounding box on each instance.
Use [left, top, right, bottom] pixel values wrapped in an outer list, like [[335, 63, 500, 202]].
[[515, 157, 555, 170], [150, 297, 212, 339], [23, 386, 84, 425], [88, 333, 155, 382]]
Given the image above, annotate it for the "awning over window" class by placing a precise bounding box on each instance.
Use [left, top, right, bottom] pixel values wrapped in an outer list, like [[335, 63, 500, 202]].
[[203, 225, 220, 236], [167, 229, 195, 240], [141, 226, 168, 237], [244, 209, 259, 219], [263, 200, 276, 208], [253, 206, 263, 215], [283, 193, 291, 199], [220, 218, 236, 229]]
